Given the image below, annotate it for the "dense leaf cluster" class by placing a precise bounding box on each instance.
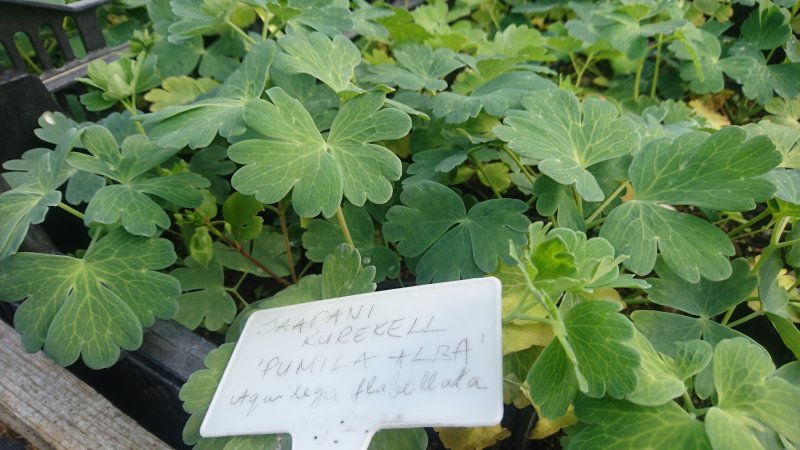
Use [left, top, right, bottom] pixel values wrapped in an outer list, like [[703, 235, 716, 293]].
[[1, 0, 800, 449]]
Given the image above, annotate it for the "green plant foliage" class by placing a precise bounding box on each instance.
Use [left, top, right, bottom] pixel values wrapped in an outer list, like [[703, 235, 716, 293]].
[[302, 202, 399, 282], [430, 71, 556, 124], [142, 40, 277, 149], [528, 300, 640, 418], [600, 127, 780, 282], [570, 397, 711, 449], [362, 43, 464, 92], [495, 90, 639, 202], [384, 181, 529, 283], [0, 132, 77, 257], [69, 125, 210, 236], [0, 230, 179, 368], [275, 24, 361, 93], [229, 88, 411, 217], [171, 258, 237, 331], [78, 54, 160, 111]]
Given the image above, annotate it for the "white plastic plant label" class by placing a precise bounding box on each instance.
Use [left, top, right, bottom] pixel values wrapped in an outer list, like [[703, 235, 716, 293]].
[[200, 277, 503, 449]]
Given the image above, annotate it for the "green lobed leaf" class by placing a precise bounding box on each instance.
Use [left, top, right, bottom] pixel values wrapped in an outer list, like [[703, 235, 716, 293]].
[[625, 333, 711, 406], [275, 23, 361, 93], [383, 181, 529, 283], [528, 300, 640, 419], [229, 88, 410, 217], [739, 5, 792, 50], [222, 192, 264, 242], [647, 258, 757, 317], [269, 0, 353, 37], [179, 343, 284, 449], [171, 258, 237, 331], [69, 126, 210, 237], [142, 40, 277, 149], [601, 127, 780, 281], [495, 89, 639, 202], [0, 130, 81, 258], [0, 230, 179, 368], [168, 0, 241, 43], [430, 71, 556, 124], [706, 338, 800, 447], [144, 76, 219, 111], [721, 45, 800, 105], [570, 397, 711, 449], [362, 44, 464, 92]]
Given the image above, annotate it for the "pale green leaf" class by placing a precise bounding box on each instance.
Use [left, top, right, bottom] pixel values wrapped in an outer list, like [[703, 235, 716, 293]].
[[528, 300, 639, 418], [144, 76, 219, 112], [430, 71, 556, 124], [142, 40, 276, 149], [275, 24, 361, 93], [709, 338, 800, 445], [495, 90, 639, 202], [601, 127, 780, 281], [230, 88, 410, 217], [362, 44, 464, 92], [570, 397, 711, 449], [0, 230, 179, 368], [0, 130, 81, 258]]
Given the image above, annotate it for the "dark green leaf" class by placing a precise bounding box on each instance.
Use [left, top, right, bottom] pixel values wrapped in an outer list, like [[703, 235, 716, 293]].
[[383, 181, 529, 283], [171, 258, 237, 331]]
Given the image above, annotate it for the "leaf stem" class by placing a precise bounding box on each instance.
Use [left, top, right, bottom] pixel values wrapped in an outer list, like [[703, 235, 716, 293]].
[[120, 98, 146, 134], [15, 42, 42, 74], [336, 205, 356, 248], [501, 145, 536, 187], [503, 313, 552, 326], [226, 288, 249, 309], [719, 307, 736, 326], [633, 56, 645, 101], [278, 201, 298, 284], [58, 202, 85, 220], [208, 226, 291, 287], [650, 34, 663, 98], [726, 310, 763, 328], [727, 208, 771, 237], [585, 182, 627, 225], [774, 237, 800, 249], [682, 390, 696, 414], [226, 19, 257, 46], [575, 52, 594, 87]]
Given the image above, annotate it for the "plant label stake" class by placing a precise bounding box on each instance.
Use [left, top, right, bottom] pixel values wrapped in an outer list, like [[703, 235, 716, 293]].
[[201, 277, 503, 449]]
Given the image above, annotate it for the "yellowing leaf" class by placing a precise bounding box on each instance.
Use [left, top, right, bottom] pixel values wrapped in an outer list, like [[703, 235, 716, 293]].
[[530, 405, 577, 439], [144, 76, 219, 111], [436, 425, 512, 450], [689, 98, 730, 129]]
